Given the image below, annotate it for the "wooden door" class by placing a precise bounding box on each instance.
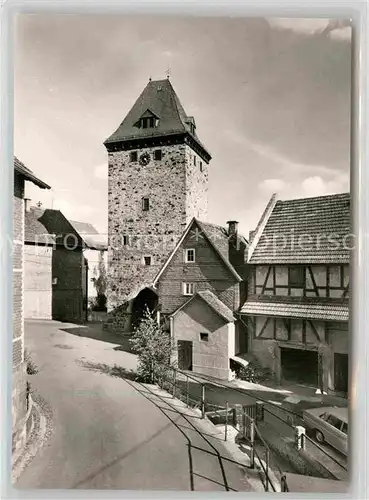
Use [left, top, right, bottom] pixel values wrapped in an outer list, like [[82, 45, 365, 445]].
[[177, 340, 193, 371]]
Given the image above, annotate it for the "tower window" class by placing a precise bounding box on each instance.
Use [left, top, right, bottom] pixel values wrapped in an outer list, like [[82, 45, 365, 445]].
[[185, 249, 195, 263], [130, 151, 138, 162], [193, 156, 196, 166], [200, 161, 203, 172], [144, 256, 152, 266], [142, 197, 150, 211], [141, 117, 155, 129], [154, 149, 162, 161], [183, 283, 195, 296], [123, 235, 129, 246]]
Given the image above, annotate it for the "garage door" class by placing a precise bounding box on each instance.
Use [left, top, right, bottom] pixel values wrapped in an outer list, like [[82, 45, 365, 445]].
[[281, 347, 318, 386]]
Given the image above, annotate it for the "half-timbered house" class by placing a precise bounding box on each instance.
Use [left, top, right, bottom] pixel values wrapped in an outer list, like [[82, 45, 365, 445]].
[[241, 193, 350, 394]]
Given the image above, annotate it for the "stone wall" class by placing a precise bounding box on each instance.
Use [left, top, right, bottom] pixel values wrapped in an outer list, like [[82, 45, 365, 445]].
[[107, 141, 209, 331], [12, 172, 27, 454]]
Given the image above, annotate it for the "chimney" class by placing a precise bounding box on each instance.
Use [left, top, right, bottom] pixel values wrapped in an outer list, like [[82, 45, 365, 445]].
[[24, 198, 31, 213], [227, 220, 239, 237]]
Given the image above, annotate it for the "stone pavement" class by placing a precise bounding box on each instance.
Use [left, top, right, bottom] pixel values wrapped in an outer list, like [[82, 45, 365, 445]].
[[15, 320, 257, 491]]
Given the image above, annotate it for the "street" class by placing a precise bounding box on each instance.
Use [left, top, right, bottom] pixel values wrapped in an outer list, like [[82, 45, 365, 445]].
[[16, 320, 254, 491]]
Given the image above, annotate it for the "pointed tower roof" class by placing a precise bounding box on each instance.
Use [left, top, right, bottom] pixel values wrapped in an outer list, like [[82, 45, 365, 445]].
[[104, 79, 211, 161]]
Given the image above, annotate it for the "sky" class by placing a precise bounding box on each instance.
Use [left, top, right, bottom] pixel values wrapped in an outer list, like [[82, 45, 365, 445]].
[[15, 15, 351, 239]]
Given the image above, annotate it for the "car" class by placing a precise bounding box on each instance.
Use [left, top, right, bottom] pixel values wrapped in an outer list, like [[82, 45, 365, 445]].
[[302, 406, 348, 456]]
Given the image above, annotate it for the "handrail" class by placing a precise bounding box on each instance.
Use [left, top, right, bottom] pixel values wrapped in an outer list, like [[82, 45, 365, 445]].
[[304, 434, 348, 471], [158, 366, 287, 492], [174, 367, 303, 419]]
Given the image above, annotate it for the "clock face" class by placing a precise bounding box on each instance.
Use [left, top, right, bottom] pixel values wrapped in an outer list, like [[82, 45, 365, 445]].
[[139, 153, 150, 166]]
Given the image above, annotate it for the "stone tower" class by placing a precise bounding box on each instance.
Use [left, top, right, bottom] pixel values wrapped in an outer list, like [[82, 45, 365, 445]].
[[104, 78, 212, 331]]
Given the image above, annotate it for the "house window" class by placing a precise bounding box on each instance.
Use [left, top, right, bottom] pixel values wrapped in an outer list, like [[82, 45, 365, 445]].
[[183, 283, 195, 296], [185, 249, 195, 263], [123, 235, 129, 245], [130, 151, 138, 162], [144, 256, 152, 266], [154, 149, 162, 161], [289, 266, 305, 287], [142, 197, 150, 211], [200, 333, 209, 342]]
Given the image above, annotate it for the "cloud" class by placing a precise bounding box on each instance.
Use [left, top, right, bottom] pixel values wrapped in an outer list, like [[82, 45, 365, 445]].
[[259, 178, 288, 194], [301, 174, 349, 197], [268, 18, 351, 40], [94, 163, 108, 180], [318, 19, 352, 39]]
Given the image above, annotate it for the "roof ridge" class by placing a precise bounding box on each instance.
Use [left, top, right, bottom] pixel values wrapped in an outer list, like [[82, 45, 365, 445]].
[[280, 192, 350, 203]]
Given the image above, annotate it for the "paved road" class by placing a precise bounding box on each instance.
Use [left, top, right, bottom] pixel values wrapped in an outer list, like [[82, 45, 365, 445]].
[[16, 320, 253, 491]]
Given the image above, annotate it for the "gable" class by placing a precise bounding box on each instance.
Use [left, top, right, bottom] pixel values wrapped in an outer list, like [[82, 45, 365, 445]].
[[156, 220, 240, 284]]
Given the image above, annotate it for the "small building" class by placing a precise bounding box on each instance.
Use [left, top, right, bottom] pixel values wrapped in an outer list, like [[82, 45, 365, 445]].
[[241, 193, 350, 394], [13, 157, 50, 457], [170, 290, 236, 380], [152, 217, 249, 380], [24, 205, 106, 324]]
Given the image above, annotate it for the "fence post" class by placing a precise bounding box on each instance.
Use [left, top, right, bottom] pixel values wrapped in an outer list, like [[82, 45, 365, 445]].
[[265, 448, 270, 492], [242, 406, 247, 439], [250, 418, 255, 468], [295, 426, 306, 451], [172, 367, 176, 397], [225, 401, 228, 442], [256, 401, 264, 422], [186, 375, 189, 407], [201, 384, 206, 418]]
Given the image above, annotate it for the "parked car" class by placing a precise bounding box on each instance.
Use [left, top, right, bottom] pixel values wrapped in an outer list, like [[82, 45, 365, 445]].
[[302, 406, 348, 456]]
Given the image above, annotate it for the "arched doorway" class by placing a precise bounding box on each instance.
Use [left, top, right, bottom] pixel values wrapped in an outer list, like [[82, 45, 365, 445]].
[[131, 288, 158, 329]]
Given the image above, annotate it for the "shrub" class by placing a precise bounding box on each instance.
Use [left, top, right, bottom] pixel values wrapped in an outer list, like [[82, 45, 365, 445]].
[[24, 349, 38, 375], [129, 308, 174, 383], [238, 364, 271, 384]]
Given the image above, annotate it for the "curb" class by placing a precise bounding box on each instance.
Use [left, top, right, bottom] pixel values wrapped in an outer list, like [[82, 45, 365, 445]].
[[11, 394, 34, 467], [12, 394, 50, 484]]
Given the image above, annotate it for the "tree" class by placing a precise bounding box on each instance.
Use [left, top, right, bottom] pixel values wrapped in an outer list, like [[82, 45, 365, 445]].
[[91, 250, 107, 311], [129, 308, 174, 383]]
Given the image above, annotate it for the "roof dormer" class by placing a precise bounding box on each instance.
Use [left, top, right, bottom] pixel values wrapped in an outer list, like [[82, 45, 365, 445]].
[[134, 109, 160, 129]]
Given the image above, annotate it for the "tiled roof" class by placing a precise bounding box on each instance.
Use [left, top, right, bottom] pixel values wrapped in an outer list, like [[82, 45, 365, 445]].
[[249, 193, 351, 264], [197, 220, 248, 279], [24, 207, 107, 250], [171, 290, 234, 323], [104, 79, 211, 160], [25, 208, 55, 245], [14, 156, 51, 189], [240, 299, 349, 322], [68, 220, 108, 251], [197, 290, 235, 323]]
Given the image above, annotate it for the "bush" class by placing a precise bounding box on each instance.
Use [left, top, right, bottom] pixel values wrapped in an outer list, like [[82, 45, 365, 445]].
[[25, 349, 38, 375], [129, 308, 174, 383], [238, 364, 271, 384], [89, 294, 107, 312]]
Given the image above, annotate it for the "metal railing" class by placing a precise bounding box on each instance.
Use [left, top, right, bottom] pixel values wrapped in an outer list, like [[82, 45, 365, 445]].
[[156, 366, 284, 491]]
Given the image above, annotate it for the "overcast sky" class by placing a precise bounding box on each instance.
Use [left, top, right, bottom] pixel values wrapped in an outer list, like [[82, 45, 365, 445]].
[[15, 15, 351, 237]]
